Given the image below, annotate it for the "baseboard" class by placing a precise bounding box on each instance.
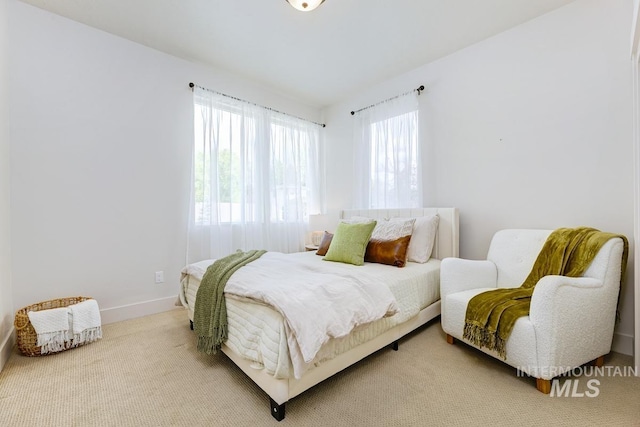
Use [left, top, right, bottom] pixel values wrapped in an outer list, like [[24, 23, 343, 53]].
[[99, 296, 181, 325], [612, 332, 634, 356], [0, 327, 15, 373]]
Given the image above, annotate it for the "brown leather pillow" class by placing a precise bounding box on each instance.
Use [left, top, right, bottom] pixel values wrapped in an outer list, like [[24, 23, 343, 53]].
[[316, 231, 333, 256], [364, 235, 412, 268]]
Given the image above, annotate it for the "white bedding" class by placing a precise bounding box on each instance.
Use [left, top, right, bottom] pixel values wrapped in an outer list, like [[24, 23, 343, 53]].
[[227, 252, 399, 378], [180, 251, 441, 379]]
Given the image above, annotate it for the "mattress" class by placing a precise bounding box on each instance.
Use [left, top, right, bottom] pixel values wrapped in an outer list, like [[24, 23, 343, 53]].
[[180, 251, 441, 379]]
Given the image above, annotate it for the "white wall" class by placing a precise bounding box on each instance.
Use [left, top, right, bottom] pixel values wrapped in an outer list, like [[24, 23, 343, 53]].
[[8, 0, 322, 323], [324, 0, 635, 354], [0, 0, 13, 371]]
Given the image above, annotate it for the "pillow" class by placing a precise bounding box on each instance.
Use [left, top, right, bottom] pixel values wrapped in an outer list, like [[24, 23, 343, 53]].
[[371, 218, 416, 241], [315, 231, 333, 256], [392, 214, 439, 263], [323, 221, 376, 266], [345, 216, 376, 224], [317, 217, 378, 258], [364, 235, 412, 268]]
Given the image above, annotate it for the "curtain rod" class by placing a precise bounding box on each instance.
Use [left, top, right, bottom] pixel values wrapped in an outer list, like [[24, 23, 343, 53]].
[[350, 85, 425, 116], [189, 82, 326, 128]]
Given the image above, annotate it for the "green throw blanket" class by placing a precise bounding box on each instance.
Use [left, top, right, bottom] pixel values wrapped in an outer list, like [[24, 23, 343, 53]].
[[194, 249, 266, 355], [463, 227, 628, 359]]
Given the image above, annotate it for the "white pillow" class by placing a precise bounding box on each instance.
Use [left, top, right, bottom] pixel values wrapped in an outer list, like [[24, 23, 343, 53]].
[[392, 214, 439, 263], [371, 218, 415, 241], [345, 215, 376, 224]]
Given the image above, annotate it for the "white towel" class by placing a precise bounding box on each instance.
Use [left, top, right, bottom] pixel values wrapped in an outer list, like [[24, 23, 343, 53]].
[[69, 299, 102, 345], [27, 307, 71, 354]]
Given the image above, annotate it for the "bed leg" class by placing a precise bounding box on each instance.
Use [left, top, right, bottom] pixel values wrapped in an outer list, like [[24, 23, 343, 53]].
[[269, 398, 285, 421], [392, 340, 399, 351], [190, 320, 193, 331]]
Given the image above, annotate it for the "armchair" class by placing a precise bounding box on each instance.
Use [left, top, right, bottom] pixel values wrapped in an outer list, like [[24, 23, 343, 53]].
[[440, 229, 626, 393]]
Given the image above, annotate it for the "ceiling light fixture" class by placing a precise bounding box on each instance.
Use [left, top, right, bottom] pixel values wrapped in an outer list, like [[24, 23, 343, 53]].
[[286, 0, 325, 12]]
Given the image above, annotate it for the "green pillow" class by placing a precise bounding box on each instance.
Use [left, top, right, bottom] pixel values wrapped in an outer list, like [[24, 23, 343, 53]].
[[323, 220, 377, 266]]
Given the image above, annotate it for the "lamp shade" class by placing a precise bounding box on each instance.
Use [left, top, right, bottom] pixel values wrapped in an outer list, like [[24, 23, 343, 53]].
[[308, 214, 332, 232], [286, 0, 325, 12]]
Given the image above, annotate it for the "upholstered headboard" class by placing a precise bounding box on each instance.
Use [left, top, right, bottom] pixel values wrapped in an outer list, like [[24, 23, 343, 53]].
[[340, 208, 459, 260]]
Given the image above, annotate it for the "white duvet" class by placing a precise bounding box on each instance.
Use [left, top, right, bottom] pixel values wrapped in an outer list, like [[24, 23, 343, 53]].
[[189, 252, 398, 378]]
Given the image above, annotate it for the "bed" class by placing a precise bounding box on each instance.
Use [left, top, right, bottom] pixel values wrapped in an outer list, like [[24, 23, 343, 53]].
[[179, 208, 459, 420]]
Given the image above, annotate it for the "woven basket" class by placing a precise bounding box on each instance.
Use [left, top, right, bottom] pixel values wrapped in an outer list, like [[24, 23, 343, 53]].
[[14, 296, 94, 357]]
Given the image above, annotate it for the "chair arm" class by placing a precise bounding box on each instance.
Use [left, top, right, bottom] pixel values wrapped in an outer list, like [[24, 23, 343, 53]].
[[440, 258, 497, 298], [529, 275, 616, 369]]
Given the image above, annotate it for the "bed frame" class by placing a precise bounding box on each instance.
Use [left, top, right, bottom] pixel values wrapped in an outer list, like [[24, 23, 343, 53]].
[[220, 208, 459, 421]]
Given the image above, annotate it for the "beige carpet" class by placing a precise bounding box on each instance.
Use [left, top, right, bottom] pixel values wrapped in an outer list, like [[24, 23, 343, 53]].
[[1, 309, 639, 426]]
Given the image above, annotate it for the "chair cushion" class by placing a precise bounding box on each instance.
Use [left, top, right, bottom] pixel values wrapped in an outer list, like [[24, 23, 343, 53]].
[[487, 229, 551, 288], [442, 288, 494, 339], [442, 287, 540, 376]]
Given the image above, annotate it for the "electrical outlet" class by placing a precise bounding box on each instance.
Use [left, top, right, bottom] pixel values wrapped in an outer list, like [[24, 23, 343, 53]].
[[155, 271, 164, 284]]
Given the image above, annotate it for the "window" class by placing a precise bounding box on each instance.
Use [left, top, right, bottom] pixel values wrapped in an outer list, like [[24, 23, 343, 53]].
[[189, 87, 323, 260], [353, 92, 421, 209], [193, 104, 257, 225], [369, 110, 420, 208], [269, 120, 314, 222]]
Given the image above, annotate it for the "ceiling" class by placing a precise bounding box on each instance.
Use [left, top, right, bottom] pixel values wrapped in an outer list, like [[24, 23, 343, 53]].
[[18, 0, 577, 108]]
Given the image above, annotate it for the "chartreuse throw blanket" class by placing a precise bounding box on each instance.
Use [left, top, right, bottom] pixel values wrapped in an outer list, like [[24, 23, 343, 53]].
[[463, 227, 628, 359], [194, 249, 266, 355]]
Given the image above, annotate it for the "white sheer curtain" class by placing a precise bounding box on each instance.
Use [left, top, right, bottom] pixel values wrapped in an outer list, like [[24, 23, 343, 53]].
[[353, 91, 421, 209], [188, 87, 323, 262]]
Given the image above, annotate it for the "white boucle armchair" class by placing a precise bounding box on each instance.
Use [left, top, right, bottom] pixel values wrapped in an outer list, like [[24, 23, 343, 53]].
[[440, 229, 626, 393]]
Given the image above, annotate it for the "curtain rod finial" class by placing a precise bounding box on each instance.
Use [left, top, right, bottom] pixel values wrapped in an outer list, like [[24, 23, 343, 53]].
[[189, 82, 195, 88]]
